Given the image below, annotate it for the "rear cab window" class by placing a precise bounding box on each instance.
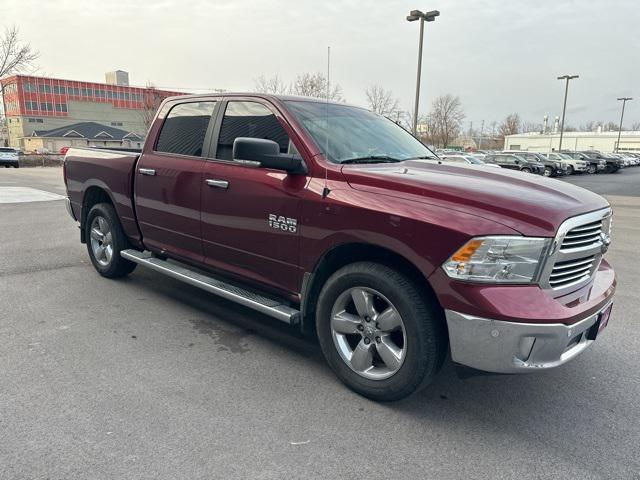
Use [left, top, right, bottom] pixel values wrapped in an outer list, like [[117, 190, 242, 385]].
[[155, 101, 217, 157]]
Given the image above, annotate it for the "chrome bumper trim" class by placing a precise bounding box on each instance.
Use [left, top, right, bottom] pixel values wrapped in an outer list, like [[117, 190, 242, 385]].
[[445, 303, 612, 374], [65, 198, 77, 221]]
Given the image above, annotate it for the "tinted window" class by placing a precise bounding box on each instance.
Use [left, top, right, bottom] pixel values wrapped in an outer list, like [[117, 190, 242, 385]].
[[216, 101, 289, 161], [499, 156, 514, 164], [156, 101, 216, 157]]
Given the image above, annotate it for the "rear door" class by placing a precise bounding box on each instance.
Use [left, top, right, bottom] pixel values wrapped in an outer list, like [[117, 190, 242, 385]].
[[200, 98, 309, 295], [135, 100, 218, 264]]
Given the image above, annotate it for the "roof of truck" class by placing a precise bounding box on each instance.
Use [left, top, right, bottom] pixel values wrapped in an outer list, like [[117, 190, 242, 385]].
[[163, 92, 358, 108]]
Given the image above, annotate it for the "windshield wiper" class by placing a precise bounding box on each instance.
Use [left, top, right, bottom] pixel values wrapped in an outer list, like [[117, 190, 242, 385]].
[[340, 155, 404, 164], [409, 155, 438, 160]]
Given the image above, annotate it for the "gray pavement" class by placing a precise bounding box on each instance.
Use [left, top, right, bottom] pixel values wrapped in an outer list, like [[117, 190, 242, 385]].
[[1, 167, 639, 479]]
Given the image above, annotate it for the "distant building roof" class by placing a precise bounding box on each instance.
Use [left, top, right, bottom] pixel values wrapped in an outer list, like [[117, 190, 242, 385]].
[[32, 122, 143, 140], [507, 131, 640, 138]]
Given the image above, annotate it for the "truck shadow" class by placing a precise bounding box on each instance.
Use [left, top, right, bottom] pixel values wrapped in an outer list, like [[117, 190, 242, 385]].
[[119, 267, 635, 477]]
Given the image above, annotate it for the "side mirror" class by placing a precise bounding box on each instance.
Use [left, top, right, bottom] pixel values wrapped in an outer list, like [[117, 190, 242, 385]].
[[232, 137, 306, 174]]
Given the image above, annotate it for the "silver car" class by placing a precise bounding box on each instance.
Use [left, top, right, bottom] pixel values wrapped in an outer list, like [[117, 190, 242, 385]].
[[0, 148, 19, 168]]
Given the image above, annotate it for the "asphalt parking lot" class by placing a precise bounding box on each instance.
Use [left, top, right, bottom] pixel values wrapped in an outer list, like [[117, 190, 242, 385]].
[[1, 167, 639, 480]]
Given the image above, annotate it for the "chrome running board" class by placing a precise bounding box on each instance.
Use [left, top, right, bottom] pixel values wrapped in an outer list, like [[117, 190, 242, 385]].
[[120, 249, 300, 325]]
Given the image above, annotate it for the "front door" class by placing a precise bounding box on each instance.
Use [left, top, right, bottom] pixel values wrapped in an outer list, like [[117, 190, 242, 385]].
[[135, 100, 218, 264], [200, 99, 309, 295]]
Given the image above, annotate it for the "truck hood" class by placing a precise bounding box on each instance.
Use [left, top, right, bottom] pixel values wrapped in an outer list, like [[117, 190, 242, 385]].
[[342, 160, 610, 237]]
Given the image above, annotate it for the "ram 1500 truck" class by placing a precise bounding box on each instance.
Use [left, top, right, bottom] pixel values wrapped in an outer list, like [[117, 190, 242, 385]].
[[63, 94, 616, 401]]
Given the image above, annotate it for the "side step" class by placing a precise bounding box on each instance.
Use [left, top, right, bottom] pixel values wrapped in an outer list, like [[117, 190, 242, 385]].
[[120, 249, 300, 325]]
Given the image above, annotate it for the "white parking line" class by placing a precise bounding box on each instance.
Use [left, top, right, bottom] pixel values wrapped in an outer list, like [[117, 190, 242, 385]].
[[0, 187, 65, 204]]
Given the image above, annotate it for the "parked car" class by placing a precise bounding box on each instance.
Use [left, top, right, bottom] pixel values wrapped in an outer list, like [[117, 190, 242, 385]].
[[504, 151, 568, 177], [440, 154, 502, 168], [484, 153, 545, 174], [598, 153, 624, 172], [60, 146, 70, 155], [62, 93, 616, 401], [557, 151, 599, 174], [0, 147, 20, 168], [542, 152, 588, 175], [579, 151, 622, 173]]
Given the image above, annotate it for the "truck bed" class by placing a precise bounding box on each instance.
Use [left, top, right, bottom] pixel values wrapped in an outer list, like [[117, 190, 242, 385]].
[[64, 147, 142, 246]]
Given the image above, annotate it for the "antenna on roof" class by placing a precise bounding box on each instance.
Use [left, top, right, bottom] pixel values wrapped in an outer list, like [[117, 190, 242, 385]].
[[322, 46, 331, 199]]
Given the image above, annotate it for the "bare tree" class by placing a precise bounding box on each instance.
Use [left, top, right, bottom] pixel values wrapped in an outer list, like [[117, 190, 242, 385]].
[[140, 83, 165, 131], [253, 74, 288, 95], [602, 121, 619, 132], [581, 120, 599, 132], [291, 72, 342, 101], [499, 113, 521, 138], [0, 26, 39, 145], [425, 94, 465, 147], [0, 26, 38, 79], [365, 85, 400, 117], [631, 121, 640, 131], [521, 121, 543, 133]]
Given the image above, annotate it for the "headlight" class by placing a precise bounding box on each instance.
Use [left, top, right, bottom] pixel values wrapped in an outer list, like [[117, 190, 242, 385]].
[[442, 236, 550, 283]]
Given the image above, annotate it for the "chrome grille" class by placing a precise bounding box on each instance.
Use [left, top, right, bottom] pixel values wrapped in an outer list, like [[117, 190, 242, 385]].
[[560, 220, 602, 250], [540, 208, 612, 295], [548, 255, 595, 288]]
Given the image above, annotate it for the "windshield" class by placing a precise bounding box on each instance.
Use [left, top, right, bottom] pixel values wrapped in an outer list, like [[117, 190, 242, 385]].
[[285, 100, 436, 163]]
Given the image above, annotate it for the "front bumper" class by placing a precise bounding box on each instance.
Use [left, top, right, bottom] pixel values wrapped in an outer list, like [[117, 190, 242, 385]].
[[445, 301, 612, 373]]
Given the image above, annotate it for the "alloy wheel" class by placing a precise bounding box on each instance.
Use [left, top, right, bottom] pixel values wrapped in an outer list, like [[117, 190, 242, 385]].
[[89, 216, 114, 267], [330, 287, 407, 380]]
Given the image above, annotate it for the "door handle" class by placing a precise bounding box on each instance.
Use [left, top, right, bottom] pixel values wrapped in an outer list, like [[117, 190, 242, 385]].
[[139, 168, 156, 176], [206, 179, 229, 189]]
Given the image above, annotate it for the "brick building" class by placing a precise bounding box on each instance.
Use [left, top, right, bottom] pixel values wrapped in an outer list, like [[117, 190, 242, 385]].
[[0, 71, 185, 150]]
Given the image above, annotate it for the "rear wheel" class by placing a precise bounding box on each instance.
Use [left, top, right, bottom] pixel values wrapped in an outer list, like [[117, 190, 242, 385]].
[[86, 203, 136, 278], [587, 164, 597, 174], [316, 262, 446, 401]]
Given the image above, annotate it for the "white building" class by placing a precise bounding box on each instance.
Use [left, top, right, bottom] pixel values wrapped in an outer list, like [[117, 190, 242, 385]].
[[504, 131, 640, 153]]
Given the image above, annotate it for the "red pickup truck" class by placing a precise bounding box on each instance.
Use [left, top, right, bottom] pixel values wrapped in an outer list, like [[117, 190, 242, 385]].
[[63, 93, 616, 401]]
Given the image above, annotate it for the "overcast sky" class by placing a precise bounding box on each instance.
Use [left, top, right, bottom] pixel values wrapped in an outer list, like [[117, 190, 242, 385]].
[[5, 0, 638, 130]]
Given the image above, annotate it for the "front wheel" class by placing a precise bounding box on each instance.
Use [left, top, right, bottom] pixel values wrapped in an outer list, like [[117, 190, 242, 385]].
[[543, 167, 553, 177], [587, 164, 597, 174], [567, 165, 574, 175], [521, 167, 532, 173], [86, 203, 137, 278], [316, 262, 446, 401]]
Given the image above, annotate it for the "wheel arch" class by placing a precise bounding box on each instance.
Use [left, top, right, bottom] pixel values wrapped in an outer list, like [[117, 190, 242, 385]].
[[300, 242, 443, 335], [80, 185, 115, 243]]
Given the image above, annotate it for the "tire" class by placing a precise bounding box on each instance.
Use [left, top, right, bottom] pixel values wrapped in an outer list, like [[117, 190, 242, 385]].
[[543, 167, 553, 177], [567, 165, 574, 175], [521, 167, 531, 173], [316, 262, 446, 402], [587, 164, 597, 174], [85, 203, 136, 278]]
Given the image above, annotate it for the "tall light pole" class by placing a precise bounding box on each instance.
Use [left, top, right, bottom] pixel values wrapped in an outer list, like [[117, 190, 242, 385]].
[[407, 9, 440, 136], [557, 74, 578, 151], [616, 97, 632, 153]]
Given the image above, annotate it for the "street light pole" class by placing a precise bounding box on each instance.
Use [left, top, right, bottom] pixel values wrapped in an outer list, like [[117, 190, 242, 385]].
[[557, 74, 578, 151], [407, 9, 439, 136], [616, 97, 632, 153]]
